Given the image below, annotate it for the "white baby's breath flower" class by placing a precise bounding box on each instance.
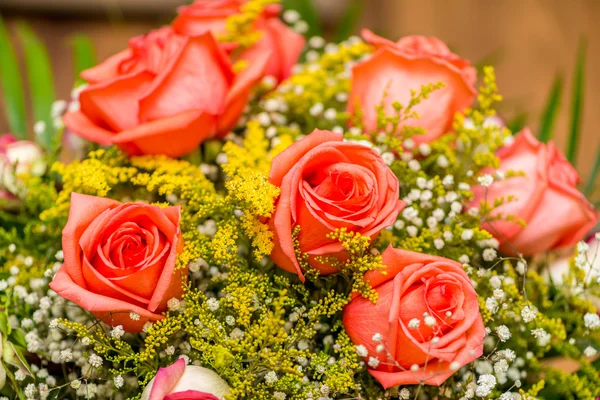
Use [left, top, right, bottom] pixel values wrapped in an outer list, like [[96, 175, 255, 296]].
[[584, 346, 597, 357], [207, 298, 220, 311], [477, 174, 494, 187], [114, 375, 124, 389], [167, 298, 181, 311], [584, 313, 600, 329], [486, 298, 499, 314], [496, 325, 511, 342], [355, 344, 368, 357], [483, 248, 497, 261], [367, 357, 380, 368], [461, 229, 474, 241], [110, 325, 125, 339], [399, 388, 411, 399], [521, 305, 538, 323], [408, 159, 421, 171], [408, 318, 420, 329], [88, 354, 103, 368], [265, 371, 278, 384]]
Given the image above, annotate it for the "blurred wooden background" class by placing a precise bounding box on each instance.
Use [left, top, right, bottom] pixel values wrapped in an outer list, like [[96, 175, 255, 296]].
[[0, 0, 598, 177]]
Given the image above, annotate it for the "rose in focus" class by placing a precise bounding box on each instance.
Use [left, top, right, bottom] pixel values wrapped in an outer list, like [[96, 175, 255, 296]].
[[268, 130, 404, 281], [49, 193, 186, 332], [472, 129, 598, 256], [0, 134, 45, 205], [349, 29, 476, 144], [343, 246, 485, 387], [141, 359, 230, 400], [63, 28, 268, 157], [173, 0, 304, 83]]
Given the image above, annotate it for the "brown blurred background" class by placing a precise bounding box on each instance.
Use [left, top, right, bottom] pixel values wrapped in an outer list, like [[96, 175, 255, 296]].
[[0, 0, 598, 177]]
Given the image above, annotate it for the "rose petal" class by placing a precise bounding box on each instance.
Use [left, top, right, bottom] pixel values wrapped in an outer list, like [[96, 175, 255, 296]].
[[269, 130, 343, 187], [112, 110, 216, 157], [148, 359, 186, 400], [165, 391, 219, 400], [138, 33, 233, 123], [49, 268, 162, 332], [62, 193, 121, 287], [79, 71, 154, 131], [216, 47, 270, 135]]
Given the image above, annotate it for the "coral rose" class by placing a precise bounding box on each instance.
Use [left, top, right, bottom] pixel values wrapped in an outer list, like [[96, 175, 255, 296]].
[[63, 28, 268, 157], [343, 246, 485, 387], [348, 29, 476, 144], [471, 129, 598, 256], [49, 193, 186, 332], [141, 359, 230, 400], [268, 130, 404, 281], [172, 0, 304, 83]]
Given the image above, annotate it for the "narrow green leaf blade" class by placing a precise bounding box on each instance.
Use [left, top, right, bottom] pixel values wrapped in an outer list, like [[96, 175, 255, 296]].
[[584, 145, 599, 197], [281, 0, 322, 38], [71, 34, 96, 84], [567, 39, 586, 164], [334, 1, 363, 43], [0, 15, 27, 137], [15, 22, 56, 149], [507, 112, 528, 135], [538, 73, 563, 143]]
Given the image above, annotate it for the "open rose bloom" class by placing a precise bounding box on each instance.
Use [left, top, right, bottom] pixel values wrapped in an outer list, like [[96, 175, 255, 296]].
[[63, 28, 267, 157], [173, 0, 304, 83], [472, 129, 598, 255], [49, 193, 186, 332], [268, 130, 404, 280], [343, 246, 485, 387], [349, 30, 476, 144]]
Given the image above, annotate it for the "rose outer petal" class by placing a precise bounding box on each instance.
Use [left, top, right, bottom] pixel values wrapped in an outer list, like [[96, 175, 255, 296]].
[[148, 359, 186, 400], [49, 268, 163, 332]]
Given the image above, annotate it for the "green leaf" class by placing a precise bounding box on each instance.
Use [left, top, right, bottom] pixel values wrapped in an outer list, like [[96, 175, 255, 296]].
[[334, 1, 363, 43], [71, 34, 96, 84], [8, 330, 26, 349], [506, 112, 528, 134], [15, 22, 56, 150], [0, 15, 27, 137], [584, 145, 600, 197], [0, 313, 9, 335], [538, 73, 563, 143], [567, 39, 586, 164], [281, 0, 322, 38]]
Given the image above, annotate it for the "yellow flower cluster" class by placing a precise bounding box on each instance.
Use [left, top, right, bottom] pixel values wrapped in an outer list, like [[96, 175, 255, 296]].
[[218, 0, 280, 48]]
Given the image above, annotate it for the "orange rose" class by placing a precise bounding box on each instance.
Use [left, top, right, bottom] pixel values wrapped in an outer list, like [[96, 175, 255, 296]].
[[343, 246, 485, 387], [63, 28, 268, 157], [268, 130, 404, 281], [172, 0, 304, 83], [49, 193, 186, 332], [348, 29, 476, 144], [472, 129, 598, 255]]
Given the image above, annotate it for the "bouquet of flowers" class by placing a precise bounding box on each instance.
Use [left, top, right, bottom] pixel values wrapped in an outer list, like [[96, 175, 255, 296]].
[[1, 1, 599, 399]]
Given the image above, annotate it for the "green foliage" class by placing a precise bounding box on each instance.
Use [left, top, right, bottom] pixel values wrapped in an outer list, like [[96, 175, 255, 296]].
[[281, 0, 321, 37], [0, 15, 27, 137], [584, 145, 599, 197], [538, 73, 563, 143], [334, 1, 363, 42], [15, 22, 57, 150], [567, 39, 586, 164], [70, 35, 96, 85]]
